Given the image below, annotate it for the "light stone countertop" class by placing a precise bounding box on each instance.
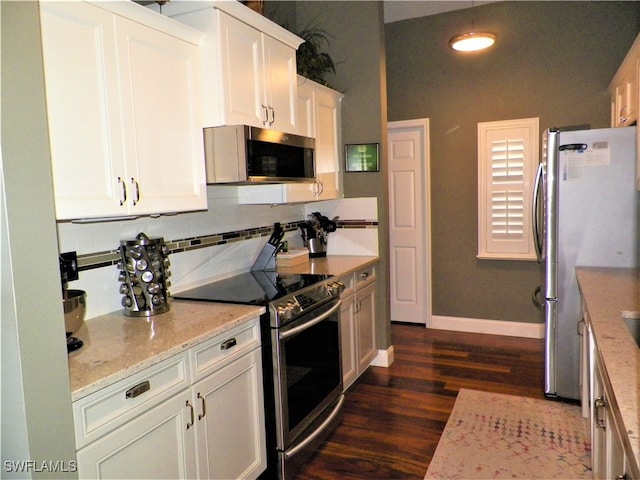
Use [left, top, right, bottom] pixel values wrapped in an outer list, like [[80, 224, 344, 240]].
[[576, 267, 640, 477], [277, 255, 379, 276], [68, 300, 264, 402]]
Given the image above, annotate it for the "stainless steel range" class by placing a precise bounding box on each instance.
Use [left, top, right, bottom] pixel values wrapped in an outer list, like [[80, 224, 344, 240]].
[[173, 270, 345, 480]]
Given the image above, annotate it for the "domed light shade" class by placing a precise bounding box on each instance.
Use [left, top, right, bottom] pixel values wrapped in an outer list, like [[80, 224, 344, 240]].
[[449, 32, 496, 52]]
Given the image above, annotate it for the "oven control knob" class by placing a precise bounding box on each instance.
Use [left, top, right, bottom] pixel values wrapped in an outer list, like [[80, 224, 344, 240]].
[[327, 281, 345, 296], [277, 302, 293, 321], [277, 300, 301, 320]]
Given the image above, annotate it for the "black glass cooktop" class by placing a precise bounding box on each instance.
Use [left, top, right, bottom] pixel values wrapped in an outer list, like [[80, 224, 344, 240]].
[[172, 271, 332, 306]]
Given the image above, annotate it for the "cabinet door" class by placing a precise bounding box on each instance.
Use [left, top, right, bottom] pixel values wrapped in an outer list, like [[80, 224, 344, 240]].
[[356, 282, 377, 373], [607, 416, 626, 480], [217, 11, 265, 127], [115, 16, 206, 215], [296, 79, 316, 138], [40, 2, 126, 219], [194, 348, 266, 480], [314, 87, 343, 200], [614, 67, 638, 127], [76, 392, 196, 479], [262, 34, 298, 132], [592, 363, 607, 480], [340, 293, 358, 390]]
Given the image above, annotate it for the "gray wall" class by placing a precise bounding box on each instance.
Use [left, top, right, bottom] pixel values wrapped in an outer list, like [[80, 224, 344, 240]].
[[1, 1, 78, 477], [386, 1, 640, 323], [291, 1, 392, 346]]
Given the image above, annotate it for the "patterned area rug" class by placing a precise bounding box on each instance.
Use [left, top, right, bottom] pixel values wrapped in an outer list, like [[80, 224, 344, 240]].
[[425, 389, 592, 479]]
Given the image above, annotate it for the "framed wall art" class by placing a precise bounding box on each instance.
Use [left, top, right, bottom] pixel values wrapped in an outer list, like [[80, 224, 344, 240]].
[[345, 143, 379, 172]]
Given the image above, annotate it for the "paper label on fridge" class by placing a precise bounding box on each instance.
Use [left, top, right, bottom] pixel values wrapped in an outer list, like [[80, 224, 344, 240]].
[[562, 141, 611, 181]]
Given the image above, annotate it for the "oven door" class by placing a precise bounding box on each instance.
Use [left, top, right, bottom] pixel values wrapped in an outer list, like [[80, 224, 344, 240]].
[[272, 297, 343, 450]]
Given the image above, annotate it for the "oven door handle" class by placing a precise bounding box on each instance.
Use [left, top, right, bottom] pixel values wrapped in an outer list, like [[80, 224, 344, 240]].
[[279, 300, 342, 340], [285, 394, 345, 460]]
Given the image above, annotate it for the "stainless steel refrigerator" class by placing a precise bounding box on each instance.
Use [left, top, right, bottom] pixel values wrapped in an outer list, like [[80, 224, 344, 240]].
[[532, 126, 638, 400]]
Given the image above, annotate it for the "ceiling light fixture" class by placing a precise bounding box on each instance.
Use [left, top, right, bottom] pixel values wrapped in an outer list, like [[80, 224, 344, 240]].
[[449, 31, 496, 52], [449, 1, 496, 52]]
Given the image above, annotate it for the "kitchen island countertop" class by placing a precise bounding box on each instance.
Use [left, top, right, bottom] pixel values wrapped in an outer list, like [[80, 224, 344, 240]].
[[68, 301, 264, 401], [576, 267, 640, 477]]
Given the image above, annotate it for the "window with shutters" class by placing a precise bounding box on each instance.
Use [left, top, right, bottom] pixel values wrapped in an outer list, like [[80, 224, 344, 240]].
[[478, 117, 539, 260]]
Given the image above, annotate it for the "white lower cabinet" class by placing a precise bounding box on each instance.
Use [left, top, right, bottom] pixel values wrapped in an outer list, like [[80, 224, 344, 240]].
[[340, 264, 377, 390], [77, 393, 197, 479], [193, 348, 266, 480], [73, 318, 266, 479], [592, 356, 631, 480], [581, 308, 636, 480]]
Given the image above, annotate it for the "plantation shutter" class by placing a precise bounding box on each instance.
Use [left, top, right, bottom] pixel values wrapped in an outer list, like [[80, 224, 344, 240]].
[[478, 118, 539, 260]]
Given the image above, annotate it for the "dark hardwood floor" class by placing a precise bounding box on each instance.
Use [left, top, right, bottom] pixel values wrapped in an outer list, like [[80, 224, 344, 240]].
[[294, 322, 546, 480]]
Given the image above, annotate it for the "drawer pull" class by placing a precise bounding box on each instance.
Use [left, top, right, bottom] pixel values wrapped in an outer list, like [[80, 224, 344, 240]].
[[125, 380, 150, 399], [360, 272, 369, 279], [221, 338, 237, 350]]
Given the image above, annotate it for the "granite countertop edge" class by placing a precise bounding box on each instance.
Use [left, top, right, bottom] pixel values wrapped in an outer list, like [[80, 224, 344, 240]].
[[68, 301, 265, 402], [576, 267, 640, 476]]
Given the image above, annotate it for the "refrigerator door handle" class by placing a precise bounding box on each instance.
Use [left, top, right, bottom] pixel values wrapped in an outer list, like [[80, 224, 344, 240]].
[[558, 143, 587, 152], [532, 162, 545, 262]]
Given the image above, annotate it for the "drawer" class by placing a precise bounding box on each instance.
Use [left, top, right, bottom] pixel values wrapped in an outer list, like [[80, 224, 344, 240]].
[[72, 352, 189, 449], [189, 317, 260, 382], [355, 264, 376, 289]]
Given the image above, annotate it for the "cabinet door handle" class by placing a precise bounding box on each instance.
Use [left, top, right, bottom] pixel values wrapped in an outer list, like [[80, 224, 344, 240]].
[[261, 104, 269, 125], [117, 177, 127, 206], [186, 400, 195, 429], [221, 337, 237, 350], [268, 106, 275, 126], [577, 319, 584, 336], [130, 178, 140, 205], [197, 392, 206, 420], [594, 396, 607, 429]]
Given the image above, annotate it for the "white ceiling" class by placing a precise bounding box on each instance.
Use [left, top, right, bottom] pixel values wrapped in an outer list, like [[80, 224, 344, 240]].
[[383, 1, 499, 24]]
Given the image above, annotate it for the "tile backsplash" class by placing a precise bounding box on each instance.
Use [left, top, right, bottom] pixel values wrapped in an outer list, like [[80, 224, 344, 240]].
[[58, 188, 379, 319]]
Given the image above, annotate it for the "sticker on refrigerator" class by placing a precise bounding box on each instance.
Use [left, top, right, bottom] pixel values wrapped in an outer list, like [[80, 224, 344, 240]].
[[561, 141, 611, 180]]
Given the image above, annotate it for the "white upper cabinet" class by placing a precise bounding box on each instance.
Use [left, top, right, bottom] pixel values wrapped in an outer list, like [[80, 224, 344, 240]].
[[609, 33, 640, 128], [164, 2, 302, 132], [297, 77, 344, 200], [40, 1, 207, 220]]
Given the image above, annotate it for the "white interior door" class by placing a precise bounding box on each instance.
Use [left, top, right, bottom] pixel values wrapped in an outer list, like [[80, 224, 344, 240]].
[[387, 119, 431, 325]]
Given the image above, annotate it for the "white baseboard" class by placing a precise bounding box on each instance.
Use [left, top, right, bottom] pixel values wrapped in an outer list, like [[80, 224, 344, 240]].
[[430, 315, 545, 339], [371, 344, 395, 367]]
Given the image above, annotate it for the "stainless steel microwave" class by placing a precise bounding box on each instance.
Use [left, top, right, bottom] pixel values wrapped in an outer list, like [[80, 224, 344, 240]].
[[203, 125, 315, 184]]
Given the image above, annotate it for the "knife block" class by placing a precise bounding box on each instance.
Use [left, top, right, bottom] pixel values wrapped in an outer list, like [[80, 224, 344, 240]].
[[251, 242, 277, 271]]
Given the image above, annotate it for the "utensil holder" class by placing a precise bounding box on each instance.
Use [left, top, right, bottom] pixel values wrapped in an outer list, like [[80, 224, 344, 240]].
[[305, 238, 327, 258]]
